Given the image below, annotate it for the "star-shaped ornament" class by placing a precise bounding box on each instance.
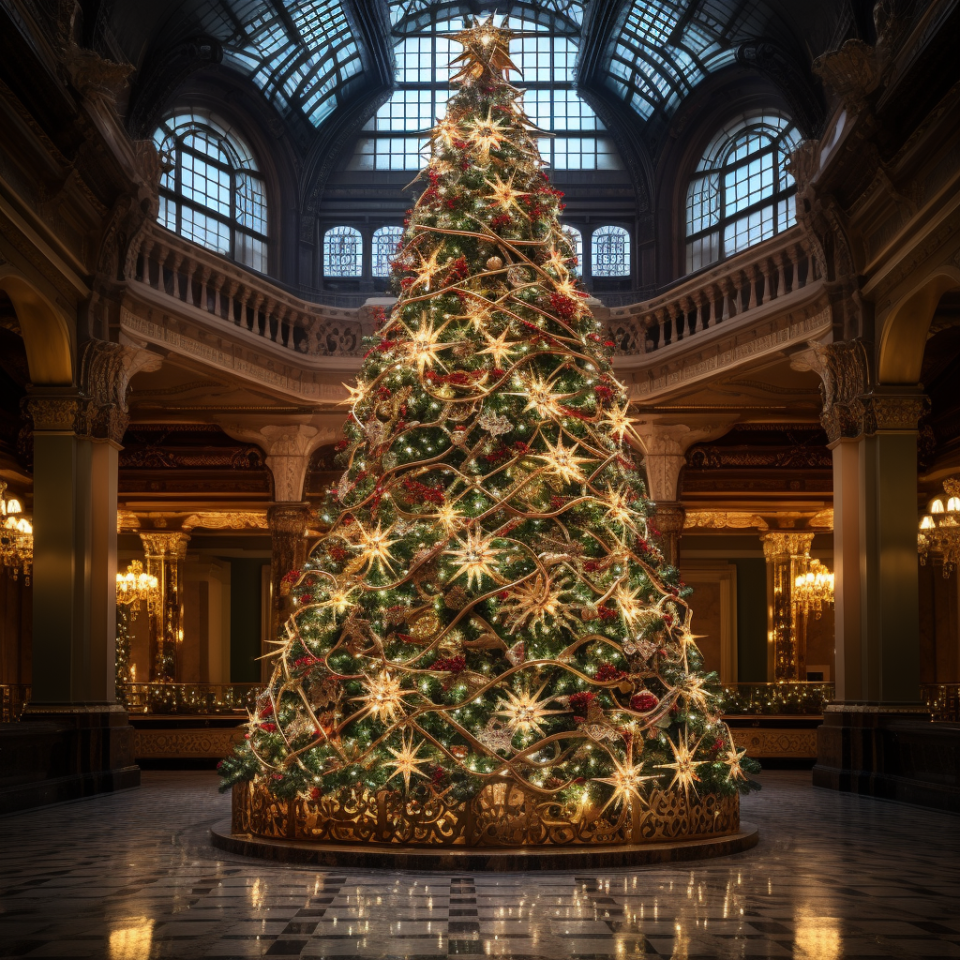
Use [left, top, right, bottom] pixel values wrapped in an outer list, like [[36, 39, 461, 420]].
[[385, 728, 432, 791]]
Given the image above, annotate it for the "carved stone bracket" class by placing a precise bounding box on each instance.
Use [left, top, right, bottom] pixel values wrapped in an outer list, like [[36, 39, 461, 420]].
[[812, 39, 881, 112], [806, 339, 874, 443], [77, 339, 162, 444], [222, 421, 339, 502], [632, 420, 738, 501]]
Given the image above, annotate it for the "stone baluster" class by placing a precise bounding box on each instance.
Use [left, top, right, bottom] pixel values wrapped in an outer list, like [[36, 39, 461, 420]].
[[776, 252, 789, 296], [224, 280, 240, 324], [705, 284, 719, 328], [168, 253, 183, 300], [748, 264, 761, 309], [210, 274, 225, 319], [655, 307, 669, 347], [789, 245, 805, 289], [236, 288, 250, 329], [720, 278, 735, 320], [198, 266, 212, 313], [138, 239, 155, 286], [251, 295, 265, 335], [183, 259, 198, 307], [760, 258, 775, 303], [667, 302, 681, 341]]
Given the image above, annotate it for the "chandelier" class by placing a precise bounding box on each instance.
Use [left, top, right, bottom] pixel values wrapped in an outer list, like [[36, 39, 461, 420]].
[[116, 560, 160, 621], [918, 478, 960, 577], [0, 481, 33, 584], [793, 559, 835, 618]]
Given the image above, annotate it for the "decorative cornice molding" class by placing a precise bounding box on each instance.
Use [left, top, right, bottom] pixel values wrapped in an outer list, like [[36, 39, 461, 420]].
[[684, 511, 770, 531], [182, 511, 269, 531]]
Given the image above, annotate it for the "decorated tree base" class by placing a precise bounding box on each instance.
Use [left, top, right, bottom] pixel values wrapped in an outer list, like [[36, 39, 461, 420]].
[[231, 779, 740, 847]]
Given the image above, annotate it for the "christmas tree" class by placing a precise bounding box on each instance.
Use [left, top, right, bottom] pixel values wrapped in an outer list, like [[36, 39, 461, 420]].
[[220, 16, 758, 846]]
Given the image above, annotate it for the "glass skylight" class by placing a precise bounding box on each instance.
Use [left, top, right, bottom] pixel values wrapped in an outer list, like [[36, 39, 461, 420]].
[[608, 0, 741, 120], [349, 11, 621, 172], [198, 0, 361, 127]]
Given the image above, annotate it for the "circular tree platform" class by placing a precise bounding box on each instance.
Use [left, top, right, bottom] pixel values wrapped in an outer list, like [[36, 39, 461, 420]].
[[210, 819, 759, 871]]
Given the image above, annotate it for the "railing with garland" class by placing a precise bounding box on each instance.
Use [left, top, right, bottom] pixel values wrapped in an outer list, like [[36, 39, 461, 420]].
[[120, 682, 261, 715], [720, 681, 833, 717], [922, 683, 960, 722], [0, 684, 31, 722]]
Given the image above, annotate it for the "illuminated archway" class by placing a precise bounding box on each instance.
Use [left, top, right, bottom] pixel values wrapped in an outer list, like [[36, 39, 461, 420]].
[[0, 269, 74, 385], [878, 267, 960, 385]]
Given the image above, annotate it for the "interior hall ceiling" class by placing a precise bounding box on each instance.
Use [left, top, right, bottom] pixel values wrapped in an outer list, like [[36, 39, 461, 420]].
[[110, 0, 868, 148]]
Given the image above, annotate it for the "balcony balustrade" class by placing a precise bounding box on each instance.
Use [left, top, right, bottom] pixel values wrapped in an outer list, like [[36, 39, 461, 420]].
[[123, 224, 828, 404]]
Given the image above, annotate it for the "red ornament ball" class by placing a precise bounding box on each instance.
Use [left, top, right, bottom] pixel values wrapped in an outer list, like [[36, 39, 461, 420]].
[[630, 692, 659, 712]]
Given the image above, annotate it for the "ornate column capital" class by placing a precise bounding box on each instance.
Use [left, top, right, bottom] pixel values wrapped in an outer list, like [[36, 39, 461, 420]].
[[632, 419, 738, 501], [866, 389, 928, 433], [24, 392, 82, 433], [761, 531, 815, 560], [139, 531, 191, 560]]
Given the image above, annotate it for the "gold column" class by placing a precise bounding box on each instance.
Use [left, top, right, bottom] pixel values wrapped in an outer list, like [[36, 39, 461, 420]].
[[654, 503, 685, 567], [139, 532, 190, 682], [761, 532, 814, 681]]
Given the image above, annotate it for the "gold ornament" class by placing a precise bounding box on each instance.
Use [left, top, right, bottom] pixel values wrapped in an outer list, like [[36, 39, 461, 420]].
[[444, 585, 470, 610], [410, 611, 442, 640]]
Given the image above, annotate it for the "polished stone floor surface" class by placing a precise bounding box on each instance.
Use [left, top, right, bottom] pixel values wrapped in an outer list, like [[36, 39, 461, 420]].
[[0, 770, 958, 959]]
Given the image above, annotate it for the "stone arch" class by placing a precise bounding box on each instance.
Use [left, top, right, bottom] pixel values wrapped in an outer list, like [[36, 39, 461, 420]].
[[0, 268, 74, 385], [878, 266, 960, 385]]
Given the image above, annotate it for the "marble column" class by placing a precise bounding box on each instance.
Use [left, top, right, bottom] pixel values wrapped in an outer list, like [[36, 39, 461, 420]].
[[761, 531, 815, 681], [806, 339, 930, 799]]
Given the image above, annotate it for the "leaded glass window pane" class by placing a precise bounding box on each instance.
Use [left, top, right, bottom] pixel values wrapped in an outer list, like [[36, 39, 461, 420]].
[[154, 110, 268, 274], [592, 226, 631, 277], [355, 13, 621, 174], [685, 110, 798, 273], [324, 226, 362, 277], [373, 226, 404, 276]]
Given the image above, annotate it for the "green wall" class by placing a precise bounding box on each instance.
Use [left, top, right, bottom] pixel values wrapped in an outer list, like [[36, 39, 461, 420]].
[[733, 558, 767, 681], [226, 558, 267, 682]]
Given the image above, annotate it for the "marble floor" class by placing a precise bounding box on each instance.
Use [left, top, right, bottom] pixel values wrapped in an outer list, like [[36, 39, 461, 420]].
[[0, 771, 958, 959]]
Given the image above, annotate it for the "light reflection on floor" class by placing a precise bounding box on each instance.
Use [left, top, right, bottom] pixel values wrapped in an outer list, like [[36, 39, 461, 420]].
[[0, 770, 958, 958]]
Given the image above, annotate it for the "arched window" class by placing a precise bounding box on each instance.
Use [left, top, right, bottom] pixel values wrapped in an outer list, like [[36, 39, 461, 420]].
[[685, 111, 800, 273], [592, 226, 631, 277], [324, 226, 362, 277], [372, 226, 404, 277], [154, 111, 267, 273]]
